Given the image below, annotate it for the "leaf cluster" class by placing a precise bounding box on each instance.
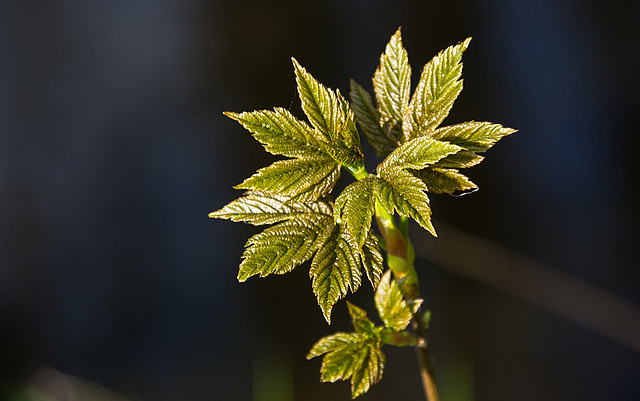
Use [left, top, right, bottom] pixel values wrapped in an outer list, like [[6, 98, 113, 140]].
[[211, 60, 381, 323], [307, 271, 422, 398], [211, 27, 513, 322], [210, 27, 515, 398]]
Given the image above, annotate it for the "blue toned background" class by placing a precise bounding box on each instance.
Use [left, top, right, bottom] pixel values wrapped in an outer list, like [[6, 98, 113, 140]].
[[1, 1, 639, 400]]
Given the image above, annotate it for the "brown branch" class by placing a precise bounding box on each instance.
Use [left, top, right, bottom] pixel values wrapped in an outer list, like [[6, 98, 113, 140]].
[[413, 311, 440, 401]]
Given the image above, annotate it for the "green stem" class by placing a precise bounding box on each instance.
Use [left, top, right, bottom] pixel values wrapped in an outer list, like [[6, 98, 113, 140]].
[[374, 202, 439, 401], [345, 162, 368, 180], [374, 200, 419, 299]]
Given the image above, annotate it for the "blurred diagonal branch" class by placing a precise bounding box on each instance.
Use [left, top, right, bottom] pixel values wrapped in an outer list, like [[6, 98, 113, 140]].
[[414, 220, 640, 354]]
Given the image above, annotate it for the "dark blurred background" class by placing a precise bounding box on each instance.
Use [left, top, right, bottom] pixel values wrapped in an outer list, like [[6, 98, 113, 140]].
[[1, 0, 639, 400]]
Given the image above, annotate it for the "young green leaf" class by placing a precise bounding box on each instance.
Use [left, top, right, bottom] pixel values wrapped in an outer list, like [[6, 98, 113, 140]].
[[310, 224, 363, 323], [307, 303, 385, 398], [404, 37, 471, 140], [432, 121, 517, 152], [308, 332, 384, 399], [238, 215, 331, 281], [235, 156, 340, 202], [411, 168, 477, 195], [380, 136, 463, 171], [209, 191, 332, 225], [224, 108, 323, 159], [347, 302, 379, 337], [373, 27, 412, 146], [376, 168, 436, 236], [215, 190, 376, 321], [434, 149, 484, 169], [334, 176, 377, 248], [292, 58, 364, 168], [350, 79, 398, 158], [362, 231, 384, 289], [375, 270, 423, 332], [307, 331, 361, 359]]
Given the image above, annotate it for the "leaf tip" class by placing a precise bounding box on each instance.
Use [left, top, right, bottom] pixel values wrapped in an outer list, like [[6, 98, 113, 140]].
[[462, 37, 472, 50], [503, 127, 518, 136], [424, 219, 438, 237], [322, 309, 333, 325], [291, 57, 303, 71]]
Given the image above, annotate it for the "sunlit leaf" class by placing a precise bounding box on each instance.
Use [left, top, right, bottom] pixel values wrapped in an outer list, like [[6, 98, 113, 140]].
[[362, 231, 384, 289], [404, 38, 471, 139], [373, 27, 412, 146], [307, 331, 360, 359], [238, 216, 330, 281], [435, 149, 484, 169], [376, 167, 436, 236], [433, 121, 517, 152], [293, 58, 364, 167], [224, 108, 323, 159], [375, 270, 422, 332], [310, 224, 363, 323], [334, 176, 377, 248], [235, 157, 340, 202], [380, 136, 462, 171], [350, 79, 397, 158], [307, 303, 384, 398], [412, 168, 477, 195], [209, 191, 332, 225]]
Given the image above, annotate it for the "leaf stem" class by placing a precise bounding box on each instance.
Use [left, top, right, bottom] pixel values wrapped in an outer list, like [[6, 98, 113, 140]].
[[345, 162, 369, 180], [375, 200, 419, 299]]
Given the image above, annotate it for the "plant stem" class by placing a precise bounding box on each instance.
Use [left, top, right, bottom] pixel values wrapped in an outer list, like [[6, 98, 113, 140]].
[[374, 203, 440, 401], [413, 311, 440, 401]]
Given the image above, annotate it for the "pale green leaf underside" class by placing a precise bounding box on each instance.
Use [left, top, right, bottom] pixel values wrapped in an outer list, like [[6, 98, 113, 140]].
[[412, 168, 477, 195], [380, 135, 463, 171], [224, 108, 322, 159], [209, 191, 332, 225], [310, 224, 363, 323], [373, 27, 412, 146], [376, 168, 436, 236], [405, 37, 471, 140], [433, 121, 517, 152], [375, 271, 422, 332], [235, 157, 340, 202]]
